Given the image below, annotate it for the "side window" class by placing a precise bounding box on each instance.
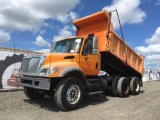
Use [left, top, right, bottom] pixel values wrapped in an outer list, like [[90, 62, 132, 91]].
[[83, 37, 93, 55]]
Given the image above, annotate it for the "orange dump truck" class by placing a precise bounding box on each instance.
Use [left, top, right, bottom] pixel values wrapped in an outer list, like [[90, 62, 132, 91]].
[[16, 10, 144, 111]]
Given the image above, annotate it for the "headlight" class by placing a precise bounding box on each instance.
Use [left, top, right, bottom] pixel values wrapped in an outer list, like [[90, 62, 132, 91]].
[[45, 69, 50, 75], [39, 67, 59, 76], [49, 67, 59, 75]]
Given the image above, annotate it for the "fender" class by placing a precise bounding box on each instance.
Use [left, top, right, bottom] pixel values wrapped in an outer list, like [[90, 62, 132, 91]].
[[59, 66, 85, 78], [58, 66, 88, 92]]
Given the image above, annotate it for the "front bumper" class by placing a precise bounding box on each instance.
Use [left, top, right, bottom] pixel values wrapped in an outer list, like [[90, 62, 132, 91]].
[[16, 76, 51, 90]]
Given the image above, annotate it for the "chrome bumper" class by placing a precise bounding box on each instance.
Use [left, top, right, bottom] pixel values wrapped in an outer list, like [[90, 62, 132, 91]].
[[16, 76, 51, 90]]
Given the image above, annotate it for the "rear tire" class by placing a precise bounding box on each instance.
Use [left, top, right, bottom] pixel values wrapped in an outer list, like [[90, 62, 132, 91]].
[[111, 76, 119, 97], [130, 77, 140, 95], [54, 77, 84, 111], [117, 77, 130, 97], [24, 87, 46, 100]]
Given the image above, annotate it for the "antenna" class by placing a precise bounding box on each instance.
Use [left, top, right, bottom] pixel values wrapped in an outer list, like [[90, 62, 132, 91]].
[[109, 9, 127, 64]]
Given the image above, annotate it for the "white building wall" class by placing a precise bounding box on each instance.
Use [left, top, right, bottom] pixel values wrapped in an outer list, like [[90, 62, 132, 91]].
[[143, 69, 160, 82]]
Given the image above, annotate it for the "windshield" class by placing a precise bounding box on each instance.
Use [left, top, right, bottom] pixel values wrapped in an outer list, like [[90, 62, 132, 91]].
[[51, 38, 83, 53]]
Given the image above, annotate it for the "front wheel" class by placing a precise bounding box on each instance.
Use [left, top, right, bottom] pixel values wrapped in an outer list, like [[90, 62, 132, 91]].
[[54, 77, 84, 111], [24, 87, 46, 100]]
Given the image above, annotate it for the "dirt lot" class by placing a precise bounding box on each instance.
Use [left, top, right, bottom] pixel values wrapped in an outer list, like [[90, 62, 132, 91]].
[[0, 81, 160, 120]]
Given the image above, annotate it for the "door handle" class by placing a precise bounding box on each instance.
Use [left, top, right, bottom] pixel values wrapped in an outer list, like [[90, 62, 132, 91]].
[[85, 56, 94, 60], [85, 56, 88, 60], [96, 63, 98, 69]]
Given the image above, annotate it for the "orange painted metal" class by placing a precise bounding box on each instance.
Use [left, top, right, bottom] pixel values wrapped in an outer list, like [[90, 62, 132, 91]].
[[73, 10, 110, 52], [73, 10, 144, 76]]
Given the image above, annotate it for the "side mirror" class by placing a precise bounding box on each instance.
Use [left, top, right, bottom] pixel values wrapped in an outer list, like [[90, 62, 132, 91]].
[[93, 37, 98, 49], [92, 37, 98, 55]]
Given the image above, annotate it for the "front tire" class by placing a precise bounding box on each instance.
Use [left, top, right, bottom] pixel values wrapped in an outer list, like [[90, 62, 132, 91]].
[[54, 77, 84, 111], [24, 87, 46, 100]]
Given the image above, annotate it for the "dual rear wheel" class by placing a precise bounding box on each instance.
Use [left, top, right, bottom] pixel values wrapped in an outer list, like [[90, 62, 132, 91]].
[[111, 77, 140, 97], [130, 77, 140, 95]]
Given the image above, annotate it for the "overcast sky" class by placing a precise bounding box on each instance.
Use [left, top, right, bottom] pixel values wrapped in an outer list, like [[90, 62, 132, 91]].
[[0, 0, 160, 70]]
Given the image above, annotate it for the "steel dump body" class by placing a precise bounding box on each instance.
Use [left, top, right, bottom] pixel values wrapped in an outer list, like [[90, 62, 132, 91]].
[[73, 10, 144, 77]]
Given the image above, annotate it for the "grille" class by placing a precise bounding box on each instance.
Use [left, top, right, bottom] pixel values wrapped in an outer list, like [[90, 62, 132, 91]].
[[21, 58, 30, 72], [21, 57, 40, 74]]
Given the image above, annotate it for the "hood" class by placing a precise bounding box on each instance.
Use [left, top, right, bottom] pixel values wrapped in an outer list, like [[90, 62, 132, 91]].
[[43, 53, 78, 68], [46, 53, 75, 60]]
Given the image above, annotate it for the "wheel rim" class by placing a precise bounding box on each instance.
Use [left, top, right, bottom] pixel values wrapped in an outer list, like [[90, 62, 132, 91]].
[[124, 81, 129, 94], [135, 81, 140, 92], [66, 85, 81, 104]]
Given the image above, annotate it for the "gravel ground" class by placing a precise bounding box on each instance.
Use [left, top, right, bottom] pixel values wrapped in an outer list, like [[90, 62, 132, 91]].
[[0, 81, 160, 120]]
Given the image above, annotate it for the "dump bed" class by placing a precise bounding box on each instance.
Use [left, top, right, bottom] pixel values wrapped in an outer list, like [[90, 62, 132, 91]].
[[73, 10, 144, 76]]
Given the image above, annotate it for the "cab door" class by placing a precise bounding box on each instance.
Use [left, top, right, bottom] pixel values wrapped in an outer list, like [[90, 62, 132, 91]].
[[80, 37, 100, 76]]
